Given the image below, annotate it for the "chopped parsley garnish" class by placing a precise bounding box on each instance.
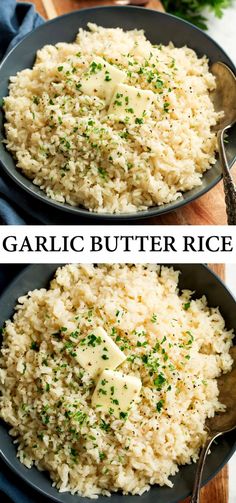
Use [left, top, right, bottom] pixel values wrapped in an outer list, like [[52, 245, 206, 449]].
[[137, 340, 147, 347], [100, 420, 110, 431], [90, 61, 102, 74], [70, 447, 77, 457], [80, 333, 102, 347], [98, 388, 107, 395], [163, 102, 170, 113], [73, 410, 87, 424], [120, 411, 128, 420], [154, 373, 166, 390], [99, 452, 106, 461], [156, 399, 164, 412], [98, 167, 108, 180], [114, 100, 122, 106], [70, 330, 79, 338], [57, 66, 63, 72], [41, 414, 49, 425], [104, 72, 112, 82], [102, 354, 109, 360], [135, 117, 144, 124], [30, 341, 39, 351], [101, 379, 108, 386], [186, 331, 194, 345], [183, 302, 191, 310]]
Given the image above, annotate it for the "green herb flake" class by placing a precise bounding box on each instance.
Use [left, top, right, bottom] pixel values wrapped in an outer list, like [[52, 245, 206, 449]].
[[156, 399, 164, 412], [33, 96, 39, 105], [90, 61, 102, 74], [104, 72, 112, 82], [70, 447, 77, 457], [163, 102, 170, 113], [99, 451, 106, 461], [183, 302, 191, 310], [99, 388, 107, 395], [98, 167, 108, 180], [102, 354, 109, 360], [112, 398, 119, 405], [30, 341, 39, 351], [137, 340, 147, 347], [154, 373, 166, 390], [100, 419, 110, 431], [135, 117, 144, 124]]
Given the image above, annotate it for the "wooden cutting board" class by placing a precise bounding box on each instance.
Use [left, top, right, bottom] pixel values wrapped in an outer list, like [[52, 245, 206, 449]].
[[18, 3, 230, 499]]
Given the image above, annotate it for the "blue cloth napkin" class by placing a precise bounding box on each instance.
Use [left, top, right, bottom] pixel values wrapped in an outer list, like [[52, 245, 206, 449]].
[[0, 0, 45, 224]]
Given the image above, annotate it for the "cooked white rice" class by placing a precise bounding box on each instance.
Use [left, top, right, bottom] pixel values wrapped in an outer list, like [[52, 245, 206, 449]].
[[3, 24, 220, 214], [0, 264, 233, 498]]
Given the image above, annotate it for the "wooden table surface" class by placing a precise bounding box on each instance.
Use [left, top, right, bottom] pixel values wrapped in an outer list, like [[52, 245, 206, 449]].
[[18, 2, 229, 501]]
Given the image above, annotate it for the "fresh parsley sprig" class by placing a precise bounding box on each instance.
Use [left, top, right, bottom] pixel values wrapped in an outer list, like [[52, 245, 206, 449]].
[[162, 0, 231, 30]]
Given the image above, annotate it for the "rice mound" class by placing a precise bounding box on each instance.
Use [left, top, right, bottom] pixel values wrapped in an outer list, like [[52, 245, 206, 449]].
[[3, 24, 220, 214], [0, 264, 234, 498]]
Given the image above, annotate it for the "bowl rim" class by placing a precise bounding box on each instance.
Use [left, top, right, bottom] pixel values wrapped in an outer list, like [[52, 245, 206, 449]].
[[0, 5, 235, 221], [0, 263, 236, 503]]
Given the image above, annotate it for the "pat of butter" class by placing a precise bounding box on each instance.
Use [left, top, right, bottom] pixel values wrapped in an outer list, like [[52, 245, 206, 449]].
[[108, 83, 154, 119], [92, 369, 142, 418], [76, 327, 126, 378], [79, 57, 126, 104]]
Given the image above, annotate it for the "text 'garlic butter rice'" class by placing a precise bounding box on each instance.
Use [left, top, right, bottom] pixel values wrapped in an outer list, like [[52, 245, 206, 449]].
[[0, 264, 234, 498], [3, 24, 221, 213]]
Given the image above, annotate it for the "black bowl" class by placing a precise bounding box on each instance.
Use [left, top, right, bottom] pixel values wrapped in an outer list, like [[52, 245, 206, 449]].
[[0, 6, 235, 223], [0, 264, 235, 503]]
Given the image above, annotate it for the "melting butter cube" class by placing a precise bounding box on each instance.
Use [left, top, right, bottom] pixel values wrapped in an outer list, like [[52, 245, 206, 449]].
[[79, 57, 126, 104], [76, 327, 126, 378], [92, 369, 142, 418], [108, 83, 154, 119]]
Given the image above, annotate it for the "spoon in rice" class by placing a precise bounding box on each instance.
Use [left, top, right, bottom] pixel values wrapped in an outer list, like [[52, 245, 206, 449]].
[[190, 346, 236, 503], [210, 62, 236, 225]]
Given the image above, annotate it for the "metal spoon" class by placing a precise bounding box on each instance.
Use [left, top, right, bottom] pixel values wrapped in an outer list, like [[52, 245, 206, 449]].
[[190, 346, 236, 503], [210, 62, 236, 225]]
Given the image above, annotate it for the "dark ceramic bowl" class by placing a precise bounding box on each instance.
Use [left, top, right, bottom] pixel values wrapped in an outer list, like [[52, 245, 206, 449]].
[[0, 264, 235, 503], [0, 6, 236, 222]]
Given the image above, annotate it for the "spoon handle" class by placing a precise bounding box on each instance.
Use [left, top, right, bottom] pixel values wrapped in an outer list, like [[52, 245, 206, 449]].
[[218, 129, 236, 225], [190, 435, 215, 503]]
